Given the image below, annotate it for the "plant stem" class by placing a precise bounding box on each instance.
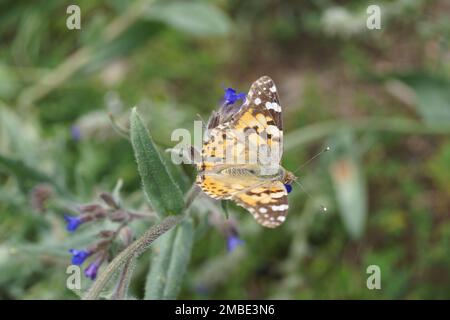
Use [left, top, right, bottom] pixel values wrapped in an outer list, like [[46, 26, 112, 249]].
[[83, 215, 182, 300], [82, 185, 200, 300], [111, 256, 137, 300]]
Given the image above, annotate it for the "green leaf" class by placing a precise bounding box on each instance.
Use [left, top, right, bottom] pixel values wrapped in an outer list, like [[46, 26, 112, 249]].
[[411, 80, 450, 125], [144, 218, 194, 299], [400, 74, 450, 125], [0, 153, 68, 195], [130, 107, 184, 216], [144, 2, 231, 37], [327, 131, 367, 239], [161, 148, 192, 194]]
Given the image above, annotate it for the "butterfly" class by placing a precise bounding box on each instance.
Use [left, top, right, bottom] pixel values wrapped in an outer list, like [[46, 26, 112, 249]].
[[196, 76, 296, 228]]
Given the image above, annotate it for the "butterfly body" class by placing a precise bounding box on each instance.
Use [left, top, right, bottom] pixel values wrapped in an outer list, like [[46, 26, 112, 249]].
[[196, 76, 296, 228], [213, 165, 294, 184]]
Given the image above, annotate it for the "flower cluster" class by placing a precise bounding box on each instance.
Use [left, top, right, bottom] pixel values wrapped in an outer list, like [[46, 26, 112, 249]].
[[66, 190, 146, 280], [68, 234, 110, 280]]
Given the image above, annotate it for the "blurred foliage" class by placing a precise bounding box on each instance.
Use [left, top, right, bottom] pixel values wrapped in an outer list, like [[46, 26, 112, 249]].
[[0, 0, 449, 299]]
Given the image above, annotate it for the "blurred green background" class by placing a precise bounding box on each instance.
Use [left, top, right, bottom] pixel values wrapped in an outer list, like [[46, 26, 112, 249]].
[[1, 0, 449, 299]]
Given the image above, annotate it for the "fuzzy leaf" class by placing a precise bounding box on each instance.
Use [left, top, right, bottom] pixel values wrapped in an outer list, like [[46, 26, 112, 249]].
[[144, 218, 194, 299], [130, 107, 184, 216]]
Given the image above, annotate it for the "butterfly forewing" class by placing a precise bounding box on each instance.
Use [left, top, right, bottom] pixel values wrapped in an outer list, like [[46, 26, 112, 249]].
[[232, 76, 283, 165]]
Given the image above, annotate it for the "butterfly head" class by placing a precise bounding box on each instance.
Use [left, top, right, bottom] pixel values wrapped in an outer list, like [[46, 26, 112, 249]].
[[282, 169, 297, 185]]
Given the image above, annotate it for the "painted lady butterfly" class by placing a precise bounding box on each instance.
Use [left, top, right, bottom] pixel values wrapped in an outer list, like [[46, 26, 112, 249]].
[[196, 76, 296, 228]]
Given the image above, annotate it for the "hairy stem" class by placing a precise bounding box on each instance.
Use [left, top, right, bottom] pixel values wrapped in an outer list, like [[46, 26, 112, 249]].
[[111, 256, 137, 300], [83, 215, 182, 300]]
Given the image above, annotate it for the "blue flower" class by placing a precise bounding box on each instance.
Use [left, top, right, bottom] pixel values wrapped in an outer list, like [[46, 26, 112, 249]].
[[223, 87, 246, 106], [69, 249, 91, 265], [226, 235, 244, 252], [71, 125, 81, 141], [84, 261, 100, 280], [64, 214, 83, 232], [284, 184, 292, 194]]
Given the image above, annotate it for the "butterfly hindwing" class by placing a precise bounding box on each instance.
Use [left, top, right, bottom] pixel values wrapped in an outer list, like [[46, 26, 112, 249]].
[[233, 181, 288, 228]]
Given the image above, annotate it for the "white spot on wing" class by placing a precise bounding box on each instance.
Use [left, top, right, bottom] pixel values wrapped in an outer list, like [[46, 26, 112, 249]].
[[271, 191, 285, 198], [271, 204, 288, 211], [265, 101, 281, 112]]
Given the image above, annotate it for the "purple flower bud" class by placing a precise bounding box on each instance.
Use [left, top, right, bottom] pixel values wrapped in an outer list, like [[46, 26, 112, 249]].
[[84, 261, 100, 280], [64, 214, 83, 232], [284, 184, 292, 194], [226, 234, 244, 252], [71, 125, 82, 141], [69, 249, 91, 265], [223, 87, 246, 106]]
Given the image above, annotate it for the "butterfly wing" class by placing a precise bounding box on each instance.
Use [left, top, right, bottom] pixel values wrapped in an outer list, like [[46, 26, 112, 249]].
[[231, 76, 283, 165], [232, 181, 288, 228], [235, 75, 283, 131], [196, 172, 261, 200], [197, 76, 289, 227], [198, 76, 283, 170]]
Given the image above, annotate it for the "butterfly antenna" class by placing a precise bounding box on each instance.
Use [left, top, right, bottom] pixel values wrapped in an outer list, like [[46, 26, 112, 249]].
[[292, 146, 331, 175], [293, 179, 327, 213]]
